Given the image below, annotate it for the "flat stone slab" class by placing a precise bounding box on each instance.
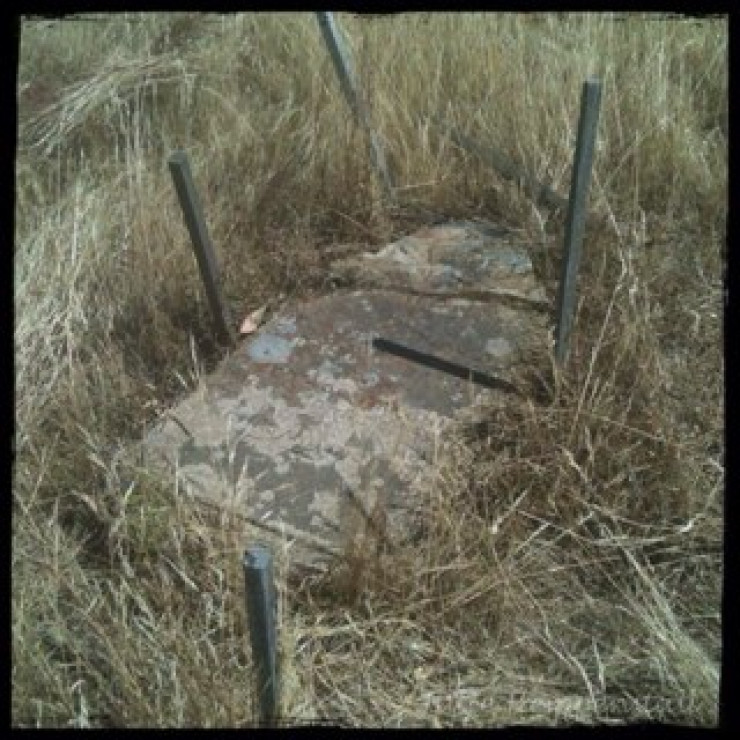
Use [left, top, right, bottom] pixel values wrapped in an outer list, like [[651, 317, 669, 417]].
[[331, 219, 548, 307], [141, 221, 549, 569]]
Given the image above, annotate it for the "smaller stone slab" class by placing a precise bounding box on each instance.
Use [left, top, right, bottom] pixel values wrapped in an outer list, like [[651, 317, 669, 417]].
[[331, 220, 548, 308]]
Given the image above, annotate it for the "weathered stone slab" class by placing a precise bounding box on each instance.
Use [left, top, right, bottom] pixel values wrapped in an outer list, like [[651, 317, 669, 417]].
[[330, 220, 549, 308], [141, 221, 550, 570]]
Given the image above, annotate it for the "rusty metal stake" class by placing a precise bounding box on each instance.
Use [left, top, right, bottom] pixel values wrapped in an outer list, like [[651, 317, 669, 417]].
[[316, 12, 395, 204], [554, 78, 603, 365], [168, 150, 236, 346], [243, 545, 279, 726]]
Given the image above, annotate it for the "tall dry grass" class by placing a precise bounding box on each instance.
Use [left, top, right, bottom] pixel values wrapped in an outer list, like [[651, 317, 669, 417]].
[[14, 12, 724, 726]]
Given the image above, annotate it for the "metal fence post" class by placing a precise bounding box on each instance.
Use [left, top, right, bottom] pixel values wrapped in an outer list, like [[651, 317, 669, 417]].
[[316, 12, 395, 203], [554, 77, 603, 366], [243, 545, 279, 726], [168, 150, 236, 347]]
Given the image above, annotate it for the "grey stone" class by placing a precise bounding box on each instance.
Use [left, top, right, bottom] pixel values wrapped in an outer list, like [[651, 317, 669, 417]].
[[140, 221, 550, 571]]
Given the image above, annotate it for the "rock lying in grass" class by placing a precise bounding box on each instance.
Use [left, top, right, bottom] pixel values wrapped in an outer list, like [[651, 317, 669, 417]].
[[330, 220, 549, 309], [140, 220, 550, 572]]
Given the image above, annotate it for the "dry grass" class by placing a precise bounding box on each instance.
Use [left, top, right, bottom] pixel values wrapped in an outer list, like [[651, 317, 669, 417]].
[[14, 12, 724, 727]]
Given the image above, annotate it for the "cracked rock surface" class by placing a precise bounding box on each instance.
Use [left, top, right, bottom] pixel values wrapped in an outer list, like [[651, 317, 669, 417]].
[[141, 220, 550, 570]]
